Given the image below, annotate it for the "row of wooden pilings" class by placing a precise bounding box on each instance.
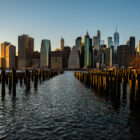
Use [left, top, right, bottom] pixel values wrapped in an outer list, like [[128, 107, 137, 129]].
[[74, 69, 140, 106], [0, 69, 64, 99]]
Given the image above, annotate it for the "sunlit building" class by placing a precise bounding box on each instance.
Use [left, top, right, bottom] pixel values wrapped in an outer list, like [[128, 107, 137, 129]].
[[18, 34, 34, 69], [5, 45, 16, 68], [107, 37, 113, 48], [138, 41, 140, 52], [40, 39, 51, 68], [1, 42, 10, 58], [68, 46, 80, 69], [0, 42, 16, 69]]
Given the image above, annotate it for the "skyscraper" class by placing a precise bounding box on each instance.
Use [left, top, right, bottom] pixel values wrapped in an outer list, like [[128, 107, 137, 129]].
[[97, 30, 101, 47], [40, 39, 51, 68], [1, 42, 10, 58], [5, 45, 16, 68], [75, 37, 82, 52], [129, 36, 135, 56], [68, 46, 80, 69], [114, 28, 119, 50], [1, 42, 16, 68], [107, 37, 113, 48], [60, 38, 64, 51], [93, 37, 98, 49], [84, 32, 93, 68], [18, 34, 34, 69], [138, 41, 140, 52], [93, 30, 101, 50], [130, 37, 135, 49]]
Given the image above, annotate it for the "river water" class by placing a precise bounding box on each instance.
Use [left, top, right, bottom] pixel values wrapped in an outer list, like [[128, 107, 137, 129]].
[[0, 72, 140, 140]]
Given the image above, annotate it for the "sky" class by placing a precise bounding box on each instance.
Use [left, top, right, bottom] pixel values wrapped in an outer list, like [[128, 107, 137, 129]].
[[0, 0, 140, 53]]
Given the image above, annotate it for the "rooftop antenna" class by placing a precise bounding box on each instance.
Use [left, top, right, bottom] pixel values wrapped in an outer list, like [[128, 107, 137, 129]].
[[87, 30, 89, 35], [116, 25, 117, 32]]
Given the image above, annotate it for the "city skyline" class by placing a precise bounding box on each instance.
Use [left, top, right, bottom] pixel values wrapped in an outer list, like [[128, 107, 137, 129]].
[[0, 0, 140, 53]]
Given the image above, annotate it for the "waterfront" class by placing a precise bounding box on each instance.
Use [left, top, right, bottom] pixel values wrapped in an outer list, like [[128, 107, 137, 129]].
[[0, 72, 140, 140]]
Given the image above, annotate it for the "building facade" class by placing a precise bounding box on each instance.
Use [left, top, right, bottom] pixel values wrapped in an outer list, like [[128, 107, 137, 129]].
[[93, 36, 99, 49], [5, 45, 16, 68], [1, 42, 16, 69], [104, 46, 114, 67], [60, 38, 64, 51], [114, 28, 119, 50], [137, 41, 140, 52], [51, 51, 67, 69], [107, 37, 113, 48], [18, 34, 34, 69], [40, 39, 51, 68], [63, 46, 71, 68], [84, 32, 93, 68], [117, 45, 131, 67], [68, 46, 80, 69], [129, 37, 135, 56]]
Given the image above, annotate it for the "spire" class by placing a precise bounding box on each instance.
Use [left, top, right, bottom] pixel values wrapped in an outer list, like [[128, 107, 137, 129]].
[[116, 25, 117, 32], [85, 31, 89, 38]]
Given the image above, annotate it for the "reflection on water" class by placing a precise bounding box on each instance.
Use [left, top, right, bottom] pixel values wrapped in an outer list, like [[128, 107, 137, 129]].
[[0, 72, 140, 139]]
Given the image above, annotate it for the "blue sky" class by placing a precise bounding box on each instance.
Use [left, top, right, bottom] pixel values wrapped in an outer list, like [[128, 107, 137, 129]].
[[0, 0, 140, 52]]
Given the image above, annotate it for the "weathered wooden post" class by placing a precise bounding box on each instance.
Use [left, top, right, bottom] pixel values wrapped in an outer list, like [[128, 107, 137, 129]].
[[116, 75, 121, 97], [26, 70, 30, 90], [129, 72, 135, 107], [8, 73, 12, 91], [1, 70, 6, 97], [0, 74, 1, 83], [6, 73, 8, 85], [20, 73, 23, 86], [134, 73, 140, 105], [12, 69, 16, 97], [34, 72, 38, 89]]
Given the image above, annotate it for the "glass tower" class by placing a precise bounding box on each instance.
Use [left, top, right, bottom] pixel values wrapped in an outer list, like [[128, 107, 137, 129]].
[[114, 28, 119, 50], [40, 39, 51, 67], [84, 32, 92, 68], [107, 37, 113, 48]]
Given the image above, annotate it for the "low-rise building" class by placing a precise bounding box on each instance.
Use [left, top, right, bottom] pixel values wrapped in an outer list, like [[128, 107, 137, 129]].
[[68, 46, 80, 69], [51, 51, 67, 69]]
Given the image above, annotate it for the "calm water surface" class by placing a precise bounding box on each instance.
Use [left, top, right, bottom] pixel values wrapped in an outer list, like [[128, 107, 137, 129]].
[[0, 72, 140, 140]]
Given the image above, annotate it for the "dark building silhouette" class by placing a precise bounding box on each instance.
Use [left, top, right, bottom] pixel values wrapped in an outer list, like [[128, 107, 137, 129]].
[[129, 37, 135, 56], [33, 51, 40, 59], [63, 46, 71, 68], [117, 45, 131, 67], [75, 37, 82, 50], [51, 51, 67, 69], [75, 37, 82, 68]]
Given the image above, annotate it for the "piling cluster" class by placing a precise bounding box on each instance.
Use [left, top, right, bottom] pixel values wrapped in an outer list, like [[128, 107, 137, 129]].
[[0, 69, 64, 98], [74, 69, 140, 107]]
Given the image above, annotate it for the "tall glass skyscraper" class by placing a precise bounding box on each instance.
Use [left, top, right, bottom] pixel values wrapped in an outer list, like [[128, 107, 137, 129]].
[[40, 39, 51, 68], [84, 32, 92, 68], [107, 37, 113, 48], [114, 28, 119, 50]]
